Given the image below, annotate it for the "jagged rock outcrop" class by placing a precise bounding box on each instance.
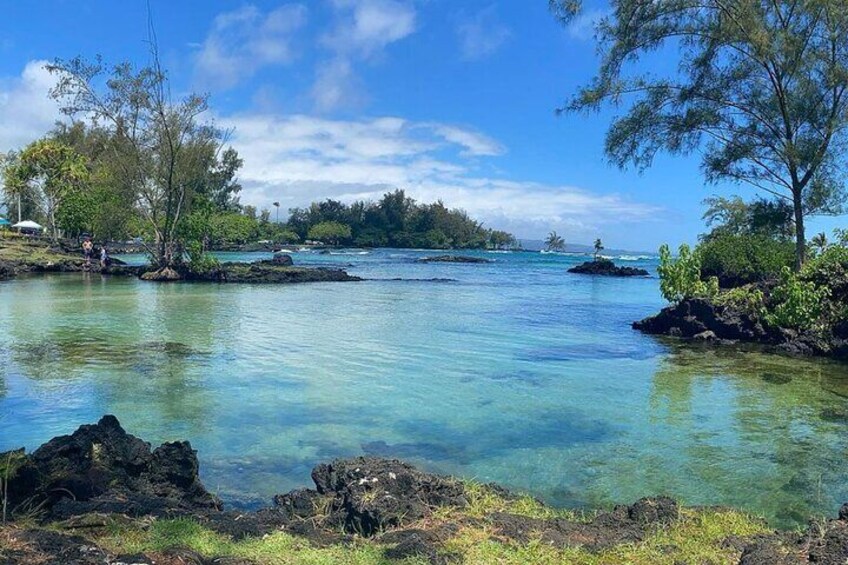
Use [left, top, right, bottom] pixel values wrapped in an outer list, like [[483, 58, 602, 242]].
[[633, 298, 769, 341], [274, 457, 468, 536], [1, 415, 220, 520]]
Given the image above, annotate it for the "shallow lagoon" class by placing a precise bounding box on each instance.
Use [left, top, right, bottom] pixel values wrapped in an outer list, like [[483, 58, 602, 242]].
[[1, 249, 847, 528]]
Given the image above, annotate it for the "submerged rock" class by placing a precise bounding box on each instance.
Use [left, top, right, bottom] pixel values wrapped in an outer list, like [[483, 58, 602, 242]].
[[417, 255, 492, 264], [568, 259, 649, 277]]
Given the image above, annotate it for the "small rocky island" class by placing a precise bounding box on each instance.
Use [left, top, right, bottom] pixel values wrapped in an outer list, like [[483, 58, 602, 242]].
[[568, 258, 650, 277], [417, 255, 493, 264], [2, 416, 846, 564]]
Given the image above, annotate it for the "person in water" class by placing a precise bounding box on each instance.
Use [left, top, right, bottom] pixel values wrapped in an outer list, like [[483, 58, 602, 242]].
[[100, 246, 109, 269], [82, 238, 93, 269]]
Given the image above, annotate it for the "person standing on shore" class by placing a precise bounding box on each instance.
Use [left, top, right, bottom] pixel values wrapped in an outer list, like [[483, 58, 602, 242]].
[[82, 237, 93, 270], [100, 246, 109, 269]]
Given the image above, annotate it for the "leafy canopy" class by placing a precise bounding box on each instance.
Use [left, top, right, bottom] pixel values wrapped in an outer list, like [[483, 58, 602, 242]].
[[545, 231, 566, 252], [554, 0, 848, 268], [3, 139, 89, 241], [658, 243, 719, 303]]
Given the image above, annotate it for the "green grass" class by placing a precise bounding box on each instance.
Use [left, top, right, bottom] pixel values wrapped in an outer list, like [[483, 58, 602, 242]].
[[431, 480, 589, 522], [441, 508, 772, 565], [0, 237, 76, 264], [94, 518, 428, 565], [85, 489, 772, 565]]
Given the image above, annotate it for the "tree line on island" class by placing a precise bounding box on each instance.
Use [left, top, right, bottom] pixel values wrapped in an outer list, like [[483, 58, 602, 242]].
[[0, 53, 516, 274]]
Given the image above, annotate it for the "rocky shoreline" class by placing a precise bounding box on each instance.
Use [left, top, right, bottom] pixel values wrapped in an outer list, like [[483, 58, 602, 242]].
[[2, 416, 846, 564], [634, 297, 848, 360], [0, 241, 360, 286]]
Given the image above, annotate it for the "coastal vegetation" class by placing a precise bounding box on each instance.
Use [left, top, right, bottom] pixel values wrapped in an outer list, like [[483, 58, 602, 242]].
[[593, 238, 603, 260], [642, 208, 848, 357], [287, 190, 517, 250], [544, 231, 565, 252]]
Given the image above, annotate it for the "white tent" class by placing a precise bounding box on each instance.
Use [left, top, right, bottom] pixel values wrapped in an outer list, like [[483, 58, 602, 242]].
[[12, 220, 44, 231]]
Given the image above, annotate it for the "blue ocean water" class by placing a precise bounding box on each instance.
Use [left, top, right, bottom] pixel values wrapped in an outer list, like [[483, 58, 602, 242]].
[[1, 248, 847, 528]]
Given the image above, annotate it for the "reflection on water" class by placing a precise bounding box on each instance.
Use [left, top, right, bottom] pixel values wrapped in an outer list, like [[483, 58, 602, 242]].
[[1, 251, 847, 527]]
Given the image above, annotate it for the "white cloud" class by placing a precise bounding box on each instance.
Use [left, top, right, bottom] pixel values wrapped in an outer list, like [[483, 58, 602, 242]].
[[220, 112, 661, 238], [424, 124, 505, 157], [566, 9, 609, 41], [313, 0, 417, 112], [456, 6, 511, 61], [311, 58, 367, 113], [0, 60, 62, 153], [195, 4, 308, 89], [322, 0, 417, 57]]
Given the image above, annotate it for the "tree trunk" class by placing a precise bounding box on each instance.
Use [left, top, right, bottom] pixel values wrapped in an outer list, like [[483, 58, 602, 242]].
[[792, 189, 806, 271], [50, 207, 58, 243]]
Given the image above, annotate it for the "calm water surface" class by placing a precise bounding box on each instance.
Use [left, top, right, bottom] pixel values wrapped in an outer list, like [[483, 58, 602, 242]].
[[1, 249, 847, 528]]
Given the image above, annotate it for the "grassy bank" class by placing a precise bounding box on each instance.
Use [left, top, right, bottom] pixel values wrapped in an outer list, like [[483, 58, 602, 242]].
[[2, 482, 771, 565]]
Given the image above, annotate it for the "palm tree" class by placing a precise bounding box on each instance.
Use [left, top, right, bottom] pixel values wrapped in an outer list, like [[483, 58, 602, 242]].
[[545, 231, 565, 252], [594, 238, 604, 260], [273, 202, 280, 223], [811, 232, 828, 256]]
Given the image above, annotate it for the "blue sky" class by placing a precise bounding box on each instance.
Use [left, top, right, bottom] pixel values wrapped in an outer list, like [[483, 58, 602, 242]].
[[0, 0, 844, 250]]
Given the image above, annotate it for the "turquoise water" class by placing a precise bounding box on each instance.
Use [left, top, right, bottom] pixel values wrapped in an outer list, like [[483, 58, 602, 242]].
[[1, 248, 848, 528]]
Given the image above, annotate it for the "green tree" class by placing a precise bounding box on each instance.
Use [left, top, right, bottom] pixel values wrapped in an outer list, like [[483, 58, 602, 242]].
[[545, 231, 565, 252], [593, 238, 604, 260], [555, 0, 848, 270], [3, 139, 89, 241], [50, 122, 140, 240], [308, 221, 352, 245], [47, 45, 232, 268], [489, 230, 517, 250]]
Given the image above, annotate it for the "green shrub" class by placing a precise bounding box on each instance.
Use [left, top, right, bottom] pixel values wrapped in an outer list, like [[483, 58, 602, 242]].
[[698, 234, 794, 287], [766, 267, 830, 330], [658, 243, 719, 303], [186, 242, 220, 275], [715, 285, 766, 318], [802, 245, 848, 281]]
